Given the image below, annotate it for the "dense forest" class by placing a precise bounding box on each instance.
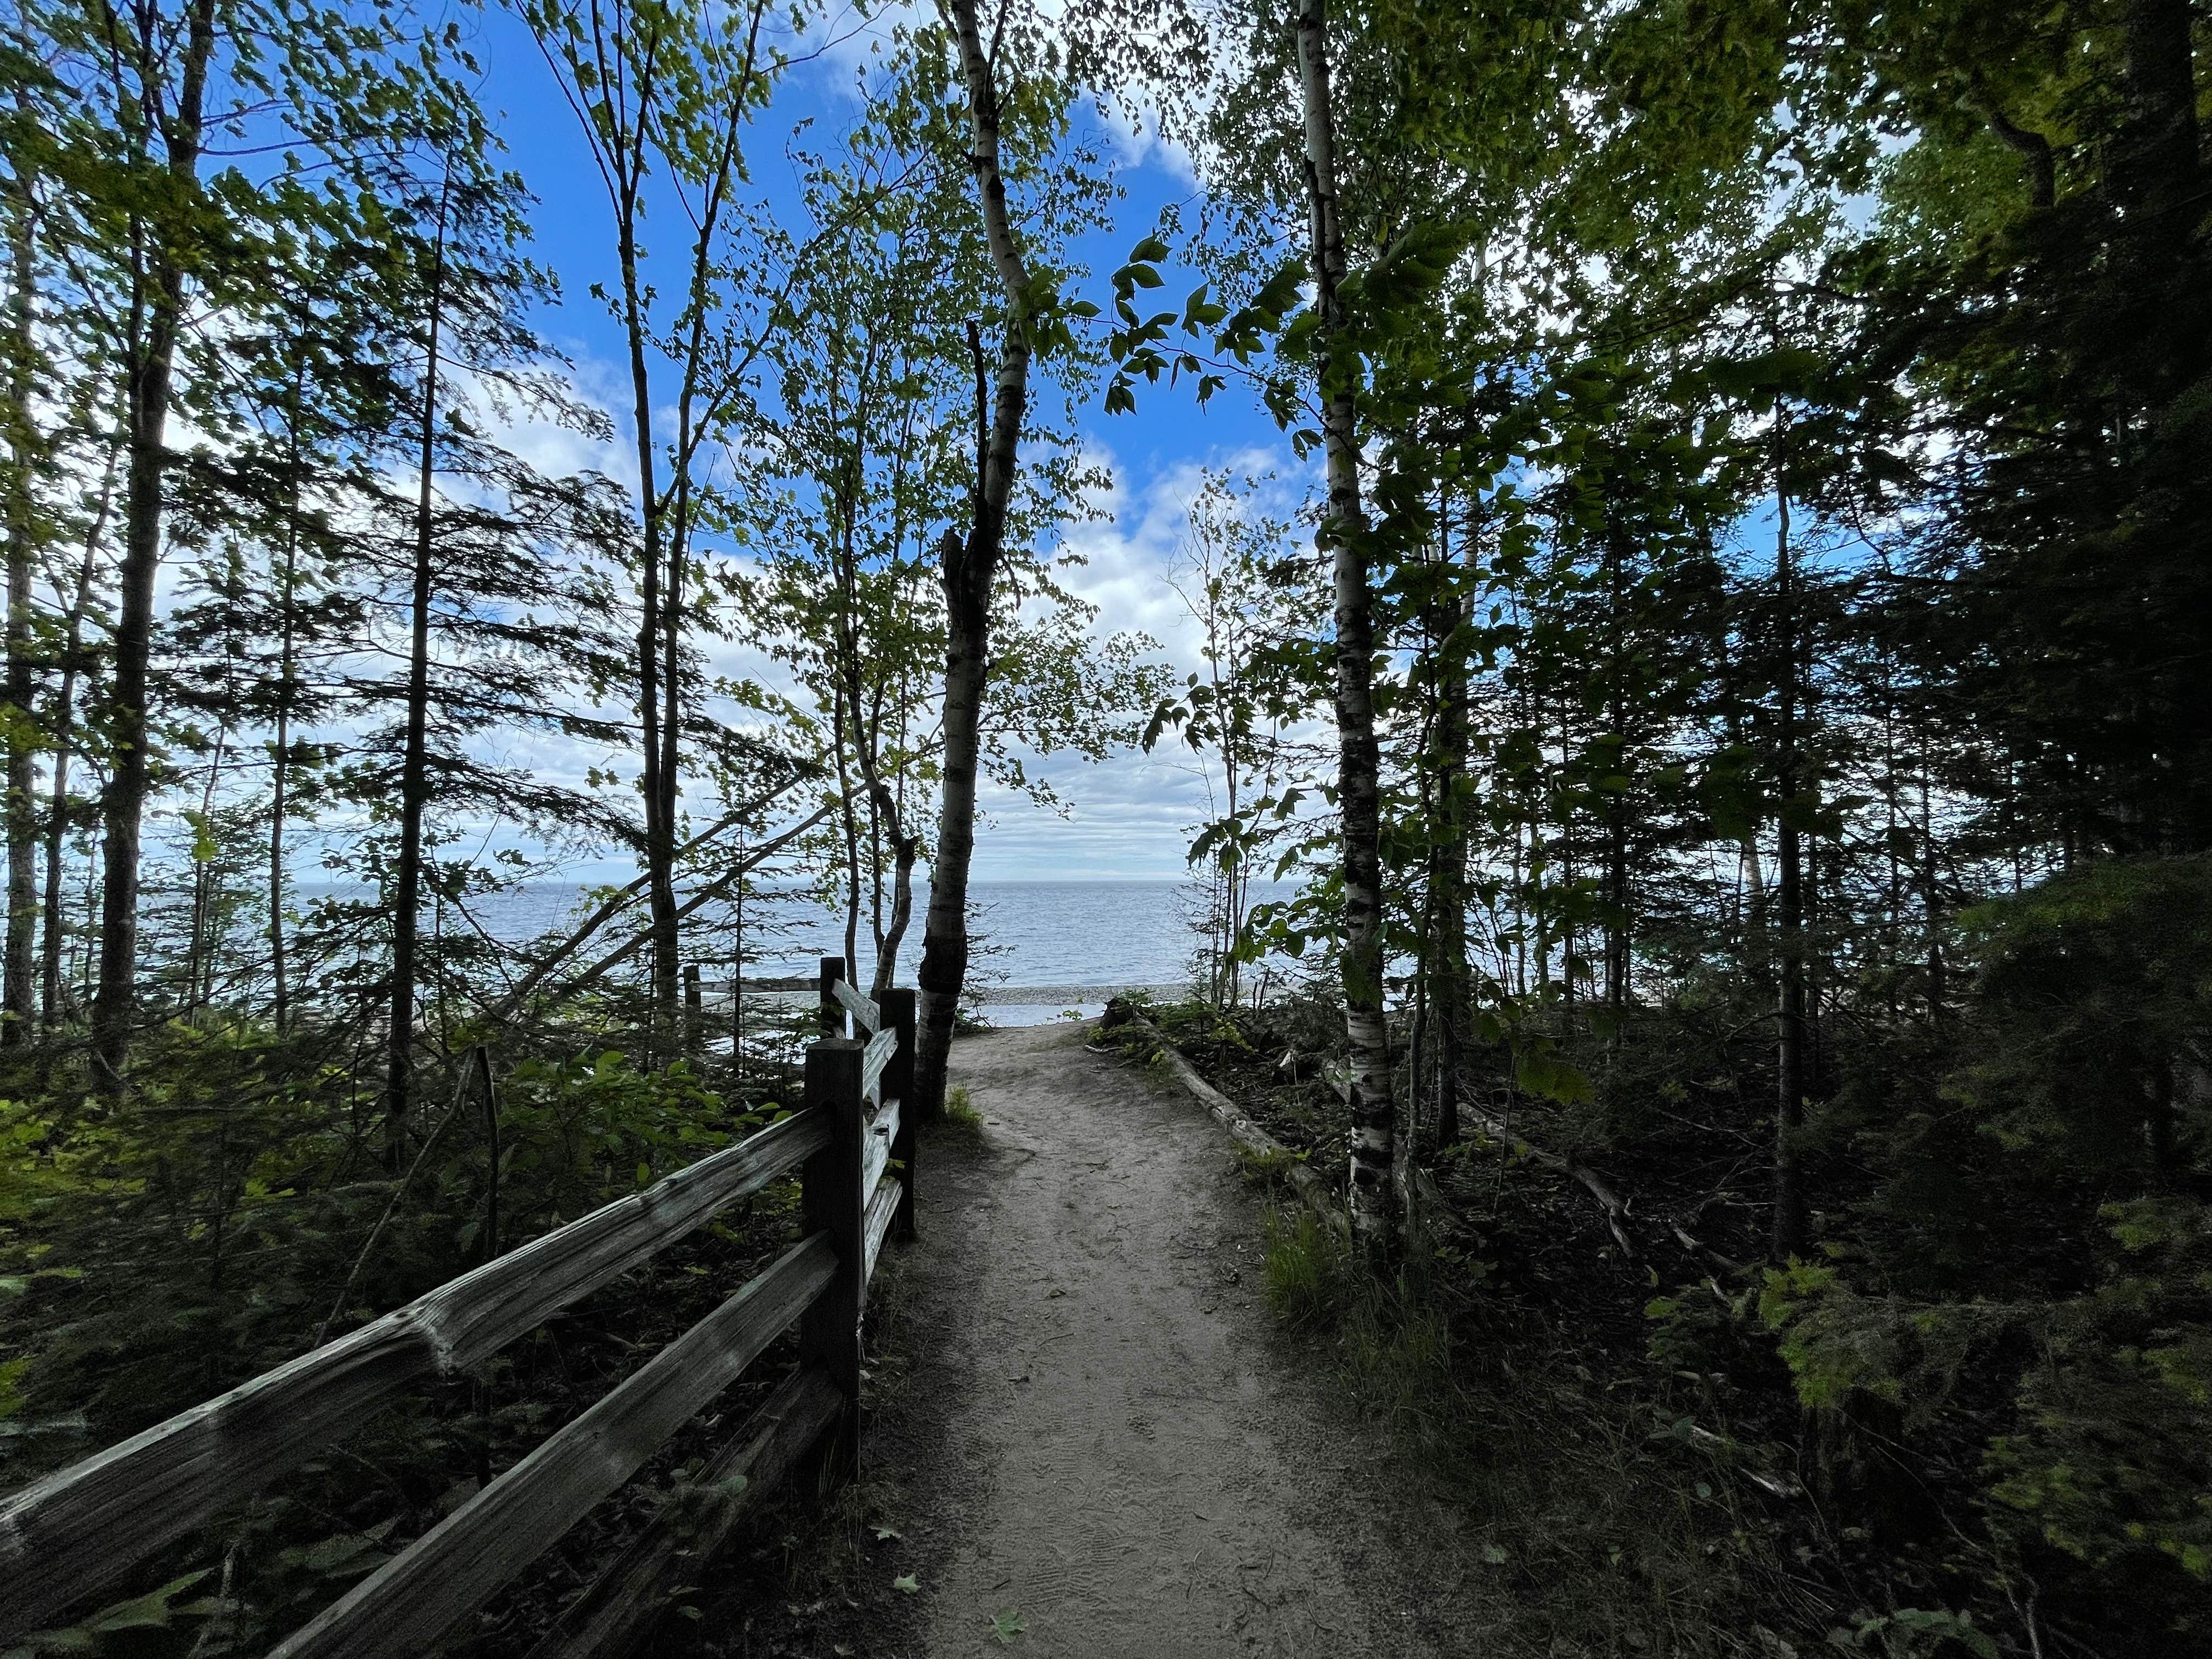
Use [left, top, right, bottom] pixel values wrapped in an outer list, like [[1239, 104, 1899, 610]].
[[1, 0, 2209, 1655]]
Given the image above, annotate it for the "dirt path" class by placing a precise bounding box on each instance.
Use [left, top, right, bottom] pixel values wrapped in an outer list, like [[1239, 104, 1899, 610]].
[[851, 1024, 1458, 1658]]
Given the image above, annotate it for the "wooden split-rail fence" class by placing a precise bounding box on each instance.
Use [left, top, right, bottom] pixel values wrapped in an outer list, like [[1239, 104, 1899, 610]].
[[0, 959, 917, 1658]]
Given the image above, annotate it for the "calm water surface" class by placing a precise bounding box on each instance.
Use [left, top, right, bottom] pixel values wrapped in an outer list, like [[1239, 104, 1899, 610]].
[[301, 879, 1263, 1026]]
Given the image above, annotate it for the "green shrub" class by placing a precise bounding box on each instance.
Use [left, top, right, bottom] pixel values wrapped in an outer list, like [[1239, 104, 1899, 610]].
[[1953, 854, 2212, 1186], [1759, 1199, 2212, 1637]]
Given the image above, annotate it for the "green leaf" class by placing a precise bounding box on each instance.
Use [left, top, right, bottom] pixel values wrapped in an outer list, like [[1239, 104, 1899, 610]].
[[1513, 1044, 1591, 1105], [891, 1573, 919, 1593], [990, 1607, 1026, 1644], [1, 1356, 32, 1419], [182, 808, 219, 865], [284, 1532, 392, 1578], [86, 1570, 216, 1633]]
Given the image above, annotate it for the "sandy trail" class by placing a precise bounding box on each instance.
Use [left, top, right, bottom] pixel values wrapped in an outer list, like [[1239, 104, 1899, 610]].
[[860, 1023, 1450, 1659]]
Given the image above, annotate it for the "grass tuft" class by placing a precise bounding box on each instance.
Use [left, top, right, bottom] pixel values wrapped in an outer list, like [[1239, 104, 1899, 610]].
[[1231, 1142, 1307, 1189], [942, 1085, 984, 1141], [1262, 1206, 1349, 1328], [1263, 1208, 1458, 1440]]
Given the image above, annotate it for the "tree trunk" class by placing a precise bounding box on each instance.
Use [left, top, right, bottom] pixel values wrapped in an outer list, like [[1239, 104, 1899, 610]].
[[1295, 0, 1395, 1250], [657, 524, 683, 1035], [268, 360, 306, 1032], [1880, 679, 1901, 1021], [853, 684, 918, 1001], [268, 579, 295, 1032], [730, 838, 745, 1060], [648, 3, 766, 1054], [184, 724, 228, 1020], [387, 177, 450, 1161], [2120, 0, 2198, 220], [914, 534, 989, 1118], [1527, 683, 1549, 996], [1428, 496, 1470, 1150], [913, 0, 1034, 1119], [2146, 1055, 2179, 1183], [2, 179, 40, 1044], [872, 828, 917, 1002], [1560, 740, 1578, 1019], [41, 445, 111, 1026], [91, 0, 220, 1092], [1434, 694, 1468, 1153], [614, 150, 678, 1045], [1915, 754, 1946, 1017], [833, 676, 861, 977], [1603, 528, 1630, 1025], [1771, 450, 1809, 1261]]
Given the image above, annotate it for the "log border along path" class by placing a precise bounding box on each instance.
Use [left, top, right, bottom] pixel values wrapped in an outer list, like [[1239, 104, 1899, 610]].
[[850, 1021, 1465, 1658]]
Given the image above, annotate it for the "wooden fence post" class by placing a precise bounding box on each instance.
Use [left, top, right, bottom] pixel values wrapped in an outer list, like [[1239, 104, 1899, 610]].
[[817, 956, 845, 1037], [880, 986, 917, 1241], [798, 1037, 864, 1481]]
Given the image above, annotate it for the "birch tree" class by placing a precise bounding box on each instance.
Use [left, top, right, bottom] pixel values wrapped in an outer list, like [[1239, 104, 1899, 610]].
[[1291, 0, 1396, 1248]]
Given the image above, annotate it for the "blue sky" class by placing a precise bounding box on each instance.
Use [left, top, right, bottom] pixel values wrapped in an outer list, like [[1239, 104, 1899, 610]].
[[452, 6, 1310, 884]]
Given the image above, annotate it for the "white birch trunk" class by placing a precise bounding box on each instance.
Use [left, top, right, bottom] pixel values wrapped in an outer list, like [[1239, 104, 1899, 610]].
[[1295, 0, 1396, 1250]]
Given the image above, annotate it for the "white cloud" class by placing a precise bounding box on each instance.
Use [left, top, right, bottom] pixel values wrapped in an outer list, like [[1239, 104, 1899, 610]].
[[1093, 95, 1201, 191], [969, 438, 1316, 879]]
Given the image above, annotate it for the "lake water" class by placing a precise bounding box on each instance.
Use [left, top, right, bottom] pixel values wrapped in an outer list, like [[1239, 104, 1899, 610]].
[[304, 879, 1265, 1026], [712, 879, 1212, 1025]]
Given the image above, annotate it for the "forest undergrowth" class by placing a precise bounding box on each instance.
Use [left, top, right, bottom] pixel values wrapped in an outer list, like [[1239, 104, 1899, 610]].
[[1119, 904, 2212, 1659], [1114, 1003, 1823, 1658], [0, 1015, 837, 1657]]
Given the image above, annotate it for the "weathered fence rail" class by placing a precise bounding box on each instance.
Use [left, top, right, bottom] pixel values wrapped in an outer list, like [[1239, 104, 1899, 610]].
[[0, 957, 917, 1658]]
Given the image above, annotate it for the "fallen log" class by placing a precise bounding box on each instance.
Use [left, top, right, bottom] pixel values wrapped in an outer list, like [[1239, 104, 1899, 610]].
[[1104, 1005, 1346, 1238], [1462, 1105, 1639, 1257], [1461, 1105, 1745, 1273], [1104, 1005, 1735, 1273]]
